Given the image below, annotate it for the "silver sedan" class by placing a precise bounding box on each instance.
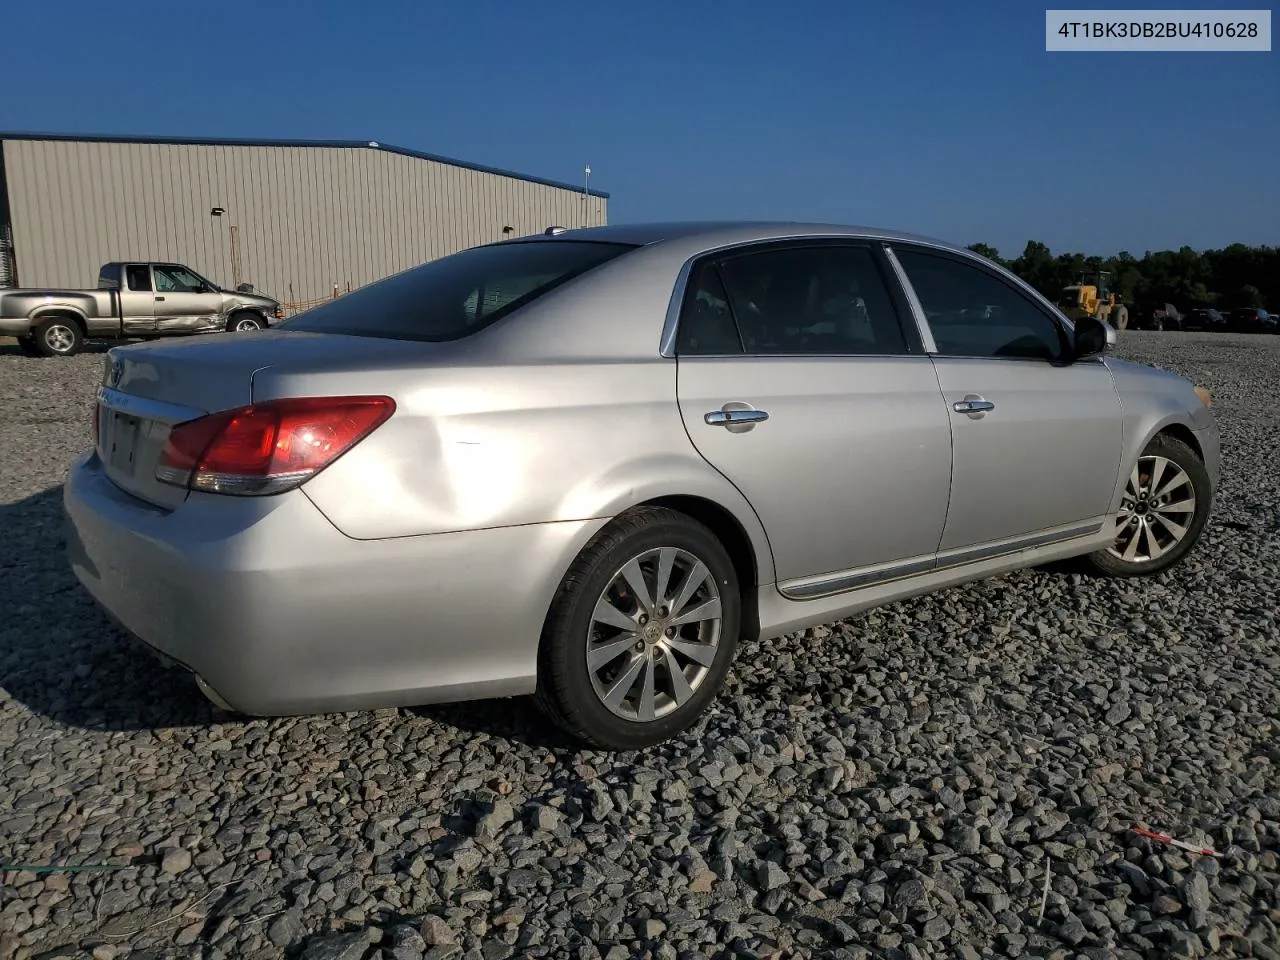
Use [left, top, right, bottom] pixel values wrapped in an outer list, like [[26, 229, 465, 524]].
[[64, 222, 1220, 749]]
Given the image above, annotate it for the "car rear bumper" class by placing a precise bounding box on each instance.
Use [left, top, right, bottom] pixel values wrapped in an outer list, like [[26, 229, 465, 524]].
[[63, 451, 607, 715]]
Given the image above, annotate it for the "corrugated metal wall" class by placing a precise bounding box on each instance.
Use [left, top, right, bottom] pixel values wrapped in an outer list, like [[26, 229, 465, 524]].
[[1, 138, 609, 305]]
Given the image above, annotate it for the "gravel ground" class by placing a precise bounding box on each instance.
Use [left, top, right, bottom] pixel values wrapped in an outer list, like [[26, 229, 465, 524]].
[[1, 331, 1278, 960]]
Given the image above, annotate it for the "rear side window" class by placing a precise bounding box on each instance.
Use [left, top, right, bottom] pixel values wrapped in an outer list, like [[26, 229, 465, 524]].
[[676, 262, 744, 354], [125, 265, 151, 292], [283, 240, 637, 342], [677, 243, 909, 356]]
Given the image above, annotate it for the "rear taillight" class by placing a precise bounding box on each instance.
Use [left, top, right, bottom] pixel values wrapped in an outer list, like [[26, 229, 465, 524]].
[[274, 307, 285, 320], [156, 396, 395, 496]]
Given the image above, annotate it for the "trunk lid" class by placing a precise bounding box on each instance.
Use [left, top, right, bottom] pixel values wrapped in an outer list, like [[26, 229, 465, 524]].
[[95, 330, 433, 508]]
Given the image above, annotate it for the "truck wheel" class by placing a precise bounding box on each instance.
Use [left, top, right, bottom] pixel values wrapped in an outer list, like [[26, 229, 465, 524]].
[[32, 317, 84, 357], [227, 312, 266, 332]]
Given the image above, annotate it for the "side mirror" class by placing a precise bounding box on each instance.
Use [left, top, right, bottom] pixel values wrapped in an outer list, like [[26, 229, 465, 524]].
[[1073, 315, 1116, 359]]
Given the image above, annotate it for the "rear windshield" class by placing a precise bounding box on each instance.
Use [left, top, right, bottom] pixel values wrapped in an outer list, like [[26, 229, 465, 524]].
[[281, 240, 638, 342]]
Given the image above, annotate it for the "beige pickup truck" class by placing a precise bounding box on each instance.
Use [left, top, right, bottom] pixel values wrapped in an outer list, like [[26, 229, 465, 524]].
[[0, 261, 283, 357]]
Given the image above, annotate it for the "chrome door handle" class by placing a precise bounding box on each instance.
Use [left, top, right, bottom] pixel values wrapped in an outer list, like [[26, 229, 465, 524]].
[[953, 398, 995, 414], [705, 409, 769, 426]]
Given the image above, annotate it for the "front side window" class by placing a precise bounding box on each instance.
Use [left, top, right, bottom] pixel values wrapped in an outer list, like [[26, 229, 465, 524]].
[[679, 244, 908, 356], [284, 240, 637, 342], [894, 248, 1069, 362], [153, 265, 205, 293]]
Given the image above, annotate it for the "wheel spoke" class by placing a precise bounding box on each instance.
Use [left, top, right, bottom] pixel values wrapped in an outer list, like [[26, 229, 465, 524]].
[[669, 561, 710, 619], [1127, 463, 1141, 496], [1160, 498, 1195, 514], [602, 653, 645, 709], [588, 634, 639, 670], [1147, 457, 1168, 497], [1162, 478, 1187, 504], [620, 559, 654, 615], [1154, 469, 1190, 499], [637, 653, 657, 722], [663, 646, 695, 706], [654, 547, 676, 607], [1142, 520, 1166, 559], [665, 637, 717, 667], [1152, 512, 1188, 542], [1122, 522, 1143, 560], [592, 597, 636, 632], [669, 597, 722, 627]]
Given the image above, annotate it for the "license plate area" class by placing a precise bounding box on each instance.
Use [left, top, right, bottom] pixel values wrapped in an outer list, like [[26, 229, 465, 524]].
[[106, 412, 143, 477]]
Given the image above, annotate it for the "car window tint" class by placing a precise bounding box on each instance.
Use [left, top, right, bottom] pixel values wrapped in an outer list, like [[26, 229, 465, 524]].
[[895, 249, 1068, 362], [125, 265, 150, 292], [676, 262, 743, 354], [711, 245, 907, 356], [283, 240, 637, 342]]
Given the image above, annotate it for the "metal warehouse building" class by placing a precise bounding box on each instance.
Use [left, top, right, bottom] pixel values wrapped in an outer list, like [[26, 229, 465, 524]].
[[0, 133, 609, 307]]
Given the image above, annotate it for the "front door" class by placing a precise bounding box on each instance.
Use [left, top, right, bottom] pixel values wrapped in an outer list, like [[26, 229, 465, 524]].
[[152, 264, 221, 333], [890, 244, 1124, 553], [673, 241, 954, 591]]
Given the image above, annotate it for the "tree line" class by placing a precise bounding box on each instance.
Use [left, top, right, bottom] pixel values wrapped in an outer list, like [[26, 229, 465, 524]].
[[965, 240, 1280, 317]]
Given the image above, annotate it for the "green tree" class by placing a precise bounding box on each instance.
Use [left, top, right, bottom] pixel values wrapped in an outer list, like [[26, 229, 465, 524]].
[[966, 243, 1002, 264], [969, 238, 1277, 319]]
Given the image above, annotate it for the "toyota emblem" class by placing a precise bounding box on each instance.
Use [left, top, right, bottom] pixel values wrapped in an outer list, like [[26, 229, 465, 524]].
[[106, 356, 123, 387]]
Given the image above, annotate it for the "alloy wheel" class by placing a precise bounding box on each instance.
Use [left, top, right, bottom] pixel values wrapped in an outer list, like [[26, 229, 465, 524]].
[[586, 546, 722, 723], [1108, 455, 1197, 563], [44, 324, 76, 353]]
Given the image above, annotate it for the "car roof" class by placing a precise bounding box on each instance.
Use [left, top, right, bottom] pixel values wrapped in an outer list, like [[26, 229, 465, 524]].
[[511, 220, 975, 255], [481, 219, 1060, 362]]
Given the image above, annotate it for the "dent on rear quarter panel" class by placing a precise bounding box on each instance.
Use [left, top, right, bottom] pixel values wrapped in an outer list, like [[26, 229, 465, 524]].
[[286, 356, 688, 510]]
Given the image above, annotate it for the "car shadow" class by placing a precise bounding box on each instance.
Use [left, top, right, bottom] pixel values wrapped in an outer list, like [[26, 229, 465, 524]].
[[410, 697, 578, 750], [0, 484, 578, 747], [0, 485, 223, 732], [0, 339, 115, 357]]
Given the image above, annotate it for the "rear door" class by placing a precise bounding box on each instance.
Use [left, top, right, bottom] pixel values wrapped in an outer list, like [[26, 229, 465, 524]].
[[118, 264, 156, 334], [152, 264, 221, 332], [673, 239, 954, 595], [888, 243, 1123, 554]]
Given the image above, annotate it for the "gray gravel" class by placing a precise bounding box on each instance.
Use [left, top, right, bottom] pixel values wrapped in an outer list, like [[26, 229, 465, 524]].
[[2, 331, 1278, 959]]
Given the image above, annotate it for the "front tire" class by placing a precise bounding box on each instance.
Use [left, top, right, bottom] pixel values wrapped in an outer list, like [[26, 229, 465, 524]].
[[227, 312, 266, 332], [1086, 434, 1211, 578], [536, 506, 741, 750], [31, 317, 84, 357]]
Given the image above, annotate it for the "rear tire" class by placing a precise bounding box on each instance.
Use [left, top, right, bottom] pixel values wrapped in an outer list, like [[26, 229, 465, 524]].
[[31, 317, 84, 357], [536, 506, 741, 750], [1085, 434, 1211, 578]]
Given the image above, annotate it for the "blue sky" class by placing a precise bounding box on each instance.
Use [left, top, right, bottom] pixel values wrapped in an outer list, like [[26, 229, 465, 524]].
[[3, 0, 1276, 256]]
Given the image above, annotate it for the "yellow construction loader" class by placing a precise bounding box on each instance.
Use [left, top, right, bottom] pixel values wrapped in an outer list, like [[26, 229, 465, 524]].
[[1056, 272, 1123, 327]]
